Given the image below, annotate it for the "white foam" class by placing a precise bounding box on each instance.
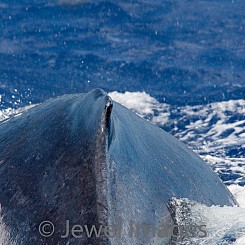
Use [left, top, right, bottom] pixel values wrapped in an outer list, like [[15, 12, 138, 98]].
[[192, 204, 245, 245], [174, 100, 245, 155], [234, 236, 245, 245], [0, 205, 16, 245], [0, 105, 35, 123], [108, 91, 170, 126], [229, 185, 245, 208], [173, 198, 245, 245]]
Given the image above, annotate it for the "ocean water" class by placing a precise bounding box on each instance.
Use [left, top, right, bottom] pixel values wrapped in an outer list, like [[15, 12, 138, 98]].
[[0, 0, 244, 108], [0, 0, 244, 244]]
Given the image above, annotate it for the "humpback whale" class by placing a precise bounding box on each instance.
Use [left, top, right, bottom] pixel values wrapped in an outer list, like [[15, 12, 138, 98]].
[[0, 89, 237, 245]]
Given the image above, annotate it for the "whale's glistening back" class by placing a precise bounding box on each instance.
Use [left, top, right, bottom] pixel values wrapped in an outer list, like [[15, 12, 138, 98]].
[[0, 89, 237, 244]]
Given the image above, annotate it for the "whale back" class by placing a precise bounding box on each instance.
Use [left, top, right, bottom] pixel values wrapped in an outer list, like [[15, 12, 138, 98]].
[[0, 89, 237, 245]]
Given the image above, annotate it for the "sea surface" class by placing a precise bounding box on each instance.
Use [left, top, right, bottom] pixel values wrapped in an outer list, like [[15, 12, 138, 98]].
[[0, 0, 244, 244]]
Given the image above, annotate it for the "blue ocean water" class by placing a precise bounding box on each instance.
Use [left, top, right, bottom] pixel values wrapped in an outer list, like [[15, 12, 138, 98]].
[[0, 0, 244, 109]]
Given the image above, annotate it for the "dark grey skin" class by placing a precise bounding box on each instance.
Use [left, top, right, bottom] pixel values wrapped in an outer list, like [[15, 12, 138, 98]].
[[0, 89, 237, 245]]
